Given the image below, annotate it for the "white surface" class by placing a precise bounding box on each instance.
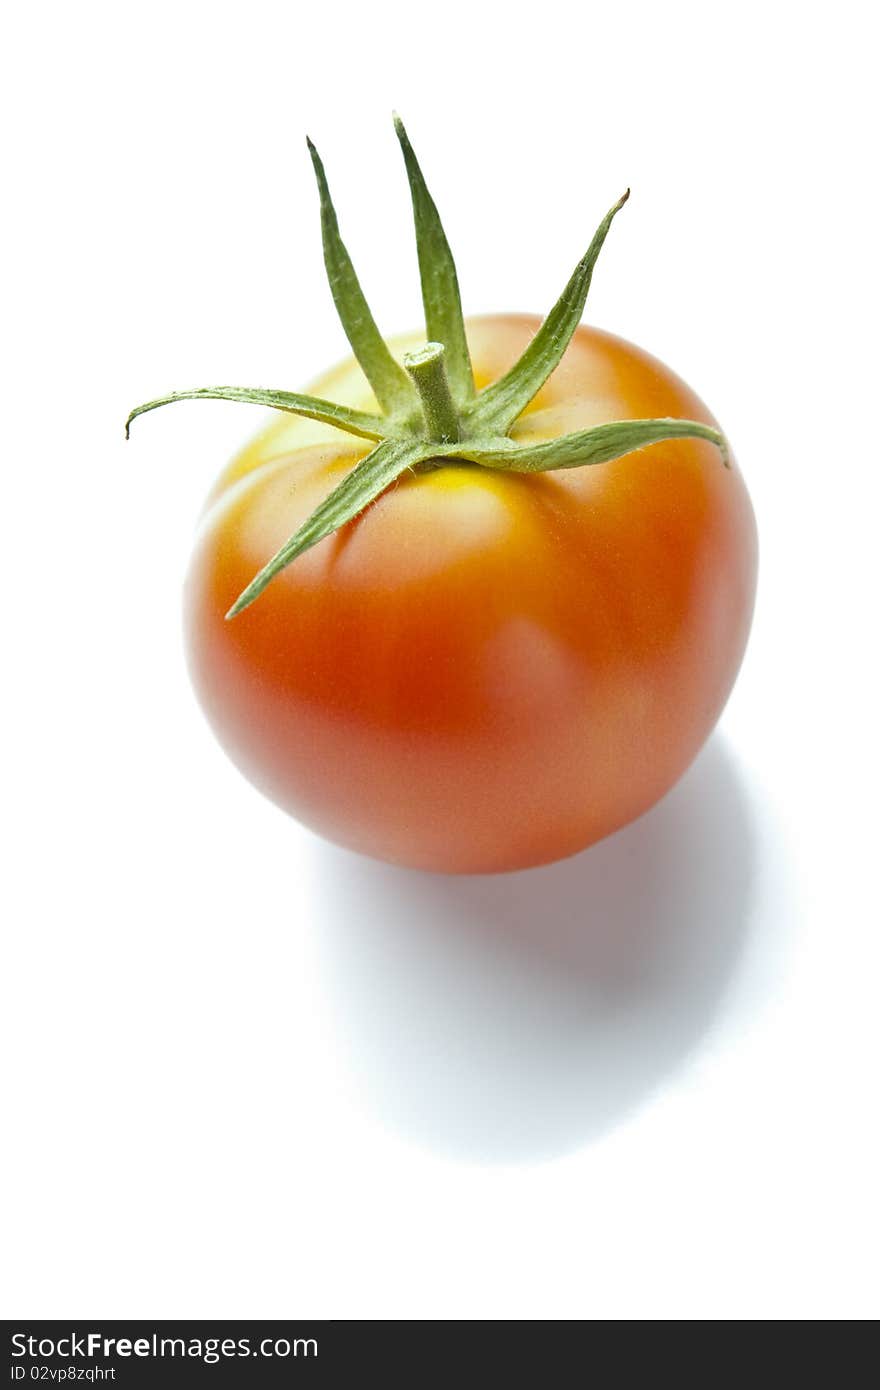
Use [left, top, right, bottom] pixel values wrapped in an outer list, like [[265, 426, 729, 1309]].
[[3, 1, 878, 1321]]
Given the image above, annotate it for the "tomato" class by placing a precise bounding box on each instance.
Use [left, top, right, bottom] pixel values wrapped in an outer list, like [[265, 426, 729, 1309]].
[[183, 316, 756, 872], [130, 119, 756, 873]]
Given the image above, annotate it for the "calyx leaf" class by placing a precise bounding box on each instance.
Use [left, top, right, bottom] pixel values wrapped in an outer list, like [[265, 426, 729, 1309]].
[[463, 191, 630, 434], [226, 437, 431, 618], [125, 387, 388, 442], [445, 417, 729, 472], [393, 115, 475, 408], [306, 138, 416, 419]]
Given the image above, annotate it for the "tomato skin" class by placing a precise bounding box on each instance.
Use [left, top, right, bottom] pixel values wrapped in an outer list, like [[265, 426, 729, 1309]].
[[184, 316, 757, 873]]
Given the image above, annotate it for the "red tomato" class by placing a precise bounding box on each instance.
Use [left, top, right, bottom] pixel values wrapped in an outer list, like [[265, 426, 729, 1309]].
[[184, 315, 756, 872]]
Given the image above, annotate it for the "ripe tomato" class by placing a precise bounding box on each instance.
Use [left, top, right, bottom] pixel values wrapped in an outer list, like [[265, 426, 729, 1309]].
[[131, 118, 755, 873], [184, 315, 756, 872]]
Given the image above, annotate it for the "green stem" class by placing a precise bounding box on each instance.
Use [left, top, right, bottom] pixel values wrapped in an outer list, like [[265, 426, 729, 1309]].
[[403, 343, 461, 443]]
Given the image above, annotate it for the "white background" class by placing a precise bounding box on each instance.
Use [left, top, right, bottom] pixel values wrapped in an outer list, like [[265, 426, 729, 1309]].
[[3, 0, 878, 1321]]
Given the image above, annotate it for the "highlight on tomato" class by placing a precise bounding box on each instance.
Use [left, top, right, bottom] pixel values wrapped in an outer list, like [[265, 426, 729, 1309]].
[[127, 116, 757, 873]]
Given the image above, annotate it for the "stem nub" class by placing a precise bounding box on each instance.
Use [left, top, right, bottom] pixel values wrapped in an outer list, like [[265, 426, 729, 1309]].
[[403, 342, 461, 444]]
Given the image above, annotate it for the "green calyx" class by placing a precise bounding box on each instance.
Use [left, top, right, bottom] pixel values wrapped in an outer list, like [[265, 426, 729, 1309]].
[[127, 116, 729, 618]]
